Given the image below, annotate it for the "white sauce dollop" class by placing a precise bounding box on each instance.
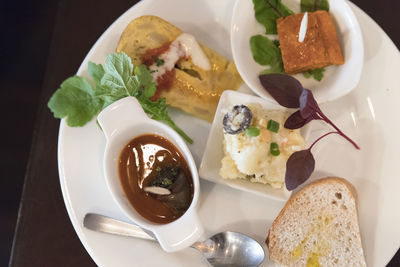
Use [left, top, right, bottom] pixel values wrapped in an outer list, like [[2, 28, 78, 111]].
[[298, 12, 308, 43], [176, 33, 211, 70], [149, 33, 211, 82]]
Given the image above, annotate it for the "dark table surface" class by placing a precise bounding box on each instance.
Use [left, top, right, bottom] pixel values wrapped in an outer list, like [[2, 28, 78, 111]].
[[1, 0, 399, 266]]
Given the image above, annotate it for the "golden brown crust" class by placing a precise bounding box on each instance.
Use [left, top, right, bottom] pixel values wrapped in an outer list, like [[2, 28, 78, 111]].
[[277, 11, 344, 74], [117, 15, 181, 65], [116, 15, 242, 122]]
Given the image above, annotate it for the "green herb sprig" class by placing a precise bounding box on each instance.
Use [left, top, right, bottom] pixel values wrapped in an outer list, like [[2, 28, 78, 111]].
[[302, 68, 325, 81], [253, 0, 294, 34], [250, 35, 284, 74], [301, 0, 329, 12], [48, 52, 193, 144]]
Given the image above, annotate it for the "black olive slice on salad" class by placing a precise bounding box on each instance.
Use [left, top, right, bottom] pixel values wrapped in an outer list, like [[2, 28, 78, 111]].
[[223, 105, 253, 134]]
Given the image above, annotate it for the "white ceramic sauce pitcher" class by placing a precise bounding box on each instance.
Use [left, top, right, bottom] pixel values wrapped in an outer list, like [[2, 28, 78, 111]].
[[97, 96, 203, 252]]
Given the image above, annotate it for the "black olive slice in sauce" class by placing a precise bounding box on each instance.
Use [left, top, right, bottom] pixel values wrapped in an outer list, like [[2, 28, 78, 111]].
[[222, 105, 253, 134]]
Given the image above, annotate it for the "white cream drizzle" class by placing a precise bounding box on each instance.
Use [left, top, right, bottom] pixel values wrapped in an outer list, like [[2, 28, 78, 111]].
[[149, 33, 211, 82], [176, 33, 211, 70], [298, 12, 308, 43]]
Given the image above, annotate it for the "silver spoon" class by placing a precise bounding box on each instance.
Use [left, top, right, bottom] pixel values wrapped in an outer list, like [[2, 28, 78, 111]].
[[83, 213, 265, 267]]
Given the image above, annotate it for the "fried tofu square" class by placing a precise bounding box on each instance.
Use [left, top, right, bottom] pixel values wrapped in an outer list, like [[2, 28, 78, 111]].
[[277, 10, 344, 74]]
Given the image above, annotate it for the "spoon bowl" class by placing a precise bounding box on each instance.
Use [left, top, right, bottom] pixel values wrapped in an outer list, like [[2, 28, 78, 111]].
[[83, 213, 264, 266], [192, 231, 265, 267]]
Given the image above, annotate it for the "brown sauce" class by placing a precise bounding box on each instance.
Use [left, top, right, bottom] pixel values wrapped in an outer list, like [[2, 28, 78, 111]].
[[118, 134, 194, 224]]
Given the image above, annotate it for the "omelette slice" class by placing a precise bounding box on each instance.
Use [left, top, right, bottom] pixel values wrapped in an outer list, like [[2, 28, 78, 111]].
[[117, 15, 242, 122]]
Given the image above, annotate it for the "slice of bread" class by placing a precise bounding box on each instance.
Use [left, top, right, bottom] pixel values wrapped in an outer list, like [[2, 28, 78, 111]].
[[266, 177, 366, 266]]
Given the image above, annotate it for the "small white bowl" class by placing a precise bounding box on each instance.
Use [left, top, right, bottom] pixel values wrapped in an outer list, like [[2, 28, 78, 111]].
[[97, 97, 203, 252], [199, 90, 310, 201], [231, 0, 364, 104]]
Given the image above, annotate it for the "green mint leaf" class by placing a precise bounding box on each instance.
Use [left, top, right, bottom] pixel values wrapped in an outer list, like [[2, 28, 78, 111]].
[[301, 0, 329, 12], [138, 96, 193, 144], [303, 68, 325, 81], [48, 52, 193, 144], [88, 61, 105, 87], [88, 61, 113, 109], [143, 83, 157, 98], [48, 76, 102, 126], [94, 53, 140, 109], [101, 52, 138, 97], [94, 86, 122, 109], [135, 64, 153, 85], [253, 0, 294, 34], [134, 65, 156, 98], [250, 35, 284, 73]]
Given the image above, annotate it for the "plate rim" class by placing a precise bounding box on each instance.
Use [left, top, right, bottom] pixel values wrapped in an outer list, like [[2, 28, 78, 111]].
[[57, 0, 400, 266]]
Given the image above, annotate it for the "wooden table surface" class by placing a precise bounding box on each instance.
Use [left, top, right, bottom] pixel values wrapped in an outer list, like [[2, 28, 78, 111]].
[[1, 0, 399, 266]]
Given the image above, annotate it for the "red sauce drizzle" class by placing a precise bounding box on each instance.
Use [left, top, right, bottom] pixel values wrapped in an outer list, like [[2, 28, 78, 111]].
[[151, 69, 175, 101], [142, 42, 171, 66], [141, 42, 185, 100]]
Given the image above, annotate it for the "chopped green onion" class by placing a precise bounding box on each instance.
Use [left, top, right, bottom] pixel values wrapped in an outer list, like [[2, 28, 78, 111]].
[[156, 57, 165, 66], [246, 126, 260, 137], [270, 142, 280, 156], [267, 119, 280, 133], [156, 166, 161, 172]]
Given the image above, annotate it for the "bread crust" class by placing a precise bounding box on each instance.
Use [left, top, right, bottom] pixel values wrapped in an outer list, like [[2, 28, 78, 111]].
[[267, 177, 366, 266]]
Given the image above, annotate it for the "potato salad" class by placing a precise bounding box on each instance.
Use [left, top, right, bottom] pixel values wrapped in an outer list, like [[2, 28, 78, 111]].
[[219, 103, 305, 188]]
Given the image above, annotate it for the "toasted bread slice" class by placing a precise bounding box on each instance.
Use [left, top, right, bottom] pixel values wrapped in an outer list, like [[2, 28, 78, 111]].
[[267, 177, 366, 266], [117, 15, 242, 122]]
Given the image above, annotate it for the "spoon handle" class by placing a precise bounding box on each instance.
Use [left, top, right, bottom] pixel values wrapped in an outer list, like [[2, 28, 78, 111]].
[[83, 213, 155, 241]]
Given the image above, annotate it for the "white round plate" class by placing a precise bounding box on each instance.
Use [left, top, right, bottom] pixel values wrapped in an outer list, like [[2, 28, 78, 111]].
[[231, 0, 364, 104], [58, 0, 400, 266]]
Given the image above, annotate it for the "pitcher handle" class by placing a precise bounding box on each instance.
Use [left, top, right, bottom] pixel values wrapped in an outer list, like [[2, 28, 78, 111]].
[[152, 211, 204, 252], [97, 97, 148, 140]]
